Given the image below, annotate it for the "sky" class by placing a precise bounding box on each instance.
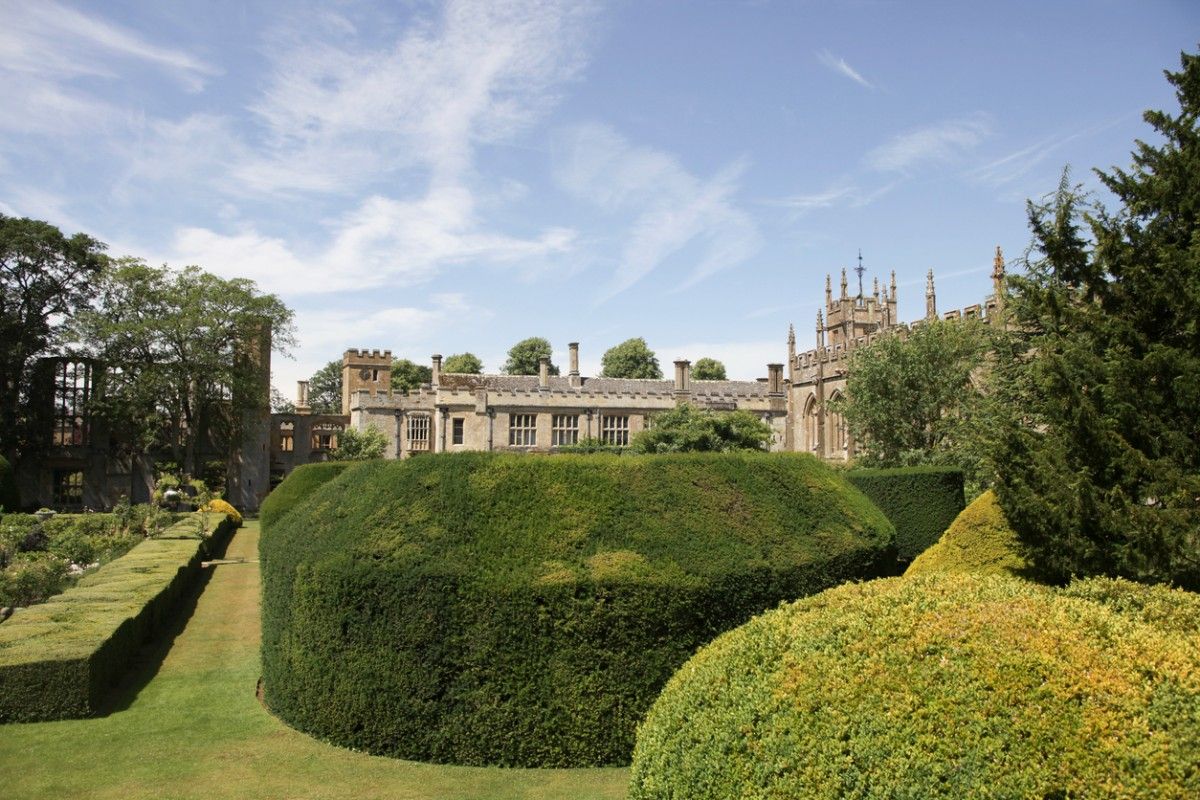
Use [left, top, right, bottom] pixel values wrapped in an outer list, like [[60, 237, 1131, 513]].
[[2, 0, 1196, 399]]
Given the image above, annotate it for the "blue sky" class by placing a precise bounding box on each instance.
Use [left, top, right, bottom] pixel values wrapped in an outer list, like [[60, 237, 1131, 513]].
[[2, 1, 1196, 397]]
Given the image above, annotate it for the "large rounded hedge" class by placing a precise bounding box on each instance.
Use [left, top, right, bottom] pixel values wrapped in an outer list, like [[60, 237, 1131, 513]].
[[259, 461, 355, 531], [260, 452, 895, 767], [629, 572, 1200, 799], [904, 489, 1027, 578]]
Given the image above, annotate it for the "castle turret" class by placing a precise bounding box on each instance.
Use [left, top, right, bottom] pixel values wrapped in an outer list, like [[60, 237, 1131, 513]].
[[342, 348, 392, 415], [925, 270, 937, 321]]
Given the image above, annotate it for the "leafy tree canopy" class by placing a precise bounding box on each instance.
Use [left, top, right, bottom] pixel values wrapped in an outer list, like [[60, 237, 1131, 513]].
[[0, 215, 107, 456], [443, 352, 483, 374], [331, 425, 388, 461], [270, 387, 296, 414], [836, 318, 993, 491], [306, 360, 342, 414], [692, 357, 727, 381], [601, 338, 663, 379], [72, 257, 295, 477], [988, 51, 1200, 589], [503, 337, 558, 376], [391, 359, 432, 393], [630, 403, 772, 453]]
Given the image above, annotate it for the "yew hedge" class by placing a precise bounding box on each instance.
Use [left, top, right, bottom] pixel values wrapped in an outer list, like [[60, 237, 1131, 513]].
[[259, 451, 895, 767], [845, 465, 964, 561]]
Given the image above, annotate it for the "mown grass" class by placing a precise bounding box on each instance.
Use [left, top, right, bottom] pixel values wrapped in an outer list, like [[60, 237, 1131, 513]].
[[0, 521, 628, 800]]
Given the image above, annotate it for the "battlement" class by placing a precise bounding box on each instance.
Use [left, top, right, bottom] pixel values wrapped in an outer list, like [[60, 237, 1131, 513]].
[[343, 348, 393, 365]]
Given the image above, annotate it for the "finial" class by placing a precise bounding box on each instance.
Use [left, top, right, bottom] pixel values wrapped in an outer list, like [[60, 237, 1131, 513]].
[[926, 268, 935, 295], [872, 276, 880, 301], [825, 274, 832, 305], [840, 267, 848, 299], [855, 250, 865, 297], [993, 245, 1005, 277], [890, 269, 897, 296], [787, 323, 796, 344]]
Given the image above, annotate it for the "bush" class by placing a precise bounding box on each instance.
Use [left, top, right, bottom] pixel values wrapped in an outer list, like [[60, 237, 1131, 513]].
[[845, 465, 964, 561], [0, 553, 70, 607], [260, 452, 896, 767], [200, 498, 242, 525], [904, 490, 1027, 579], [629, 572, 1200, 799], [259, 461, 355, 532], [0, 455, 19, 513], [1061, 576, 1200, 637], [0, 512, 238, 722]]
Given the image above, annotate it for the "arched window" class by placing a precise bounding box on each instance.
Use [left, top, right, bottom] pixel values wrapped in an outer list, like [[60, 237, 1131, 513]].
[[803, 394, 819, 452], [828, 391, 847, 453]]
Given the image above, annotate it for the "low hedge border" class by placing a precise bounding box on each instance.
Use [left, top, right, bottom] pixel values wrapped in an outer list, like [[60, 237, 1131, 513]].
[[845, 466, 964, 562], [0, 512, 238, 722]]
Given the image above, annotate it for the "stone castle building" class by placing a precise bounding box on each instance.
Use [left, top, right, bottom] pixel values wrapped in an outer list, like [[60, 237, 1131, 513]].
[[311, 248, 1008, 462]]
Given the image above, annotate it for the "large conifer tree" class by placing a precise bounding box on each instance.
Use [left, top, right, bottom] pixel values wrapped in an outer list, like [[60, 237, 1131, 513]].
[[990, 51, 1200, 588]]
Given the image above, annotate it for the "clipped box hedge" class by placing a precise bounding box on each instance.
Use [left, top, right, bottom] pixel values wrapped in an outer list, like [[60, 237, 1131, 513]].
[[630, 572, 1200, 800], [905, 489, 1028, 578], [0, 512, 238, 722], [260, 452, 896, 767], [845, 465, 964, 561], [259, 461, 355, 532]]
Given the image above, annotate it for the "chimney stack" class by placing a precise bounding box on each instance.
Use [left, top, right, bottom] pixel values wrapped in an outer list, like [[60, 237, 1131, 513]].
[[767, 364, 784, 395], [431, 354, 442, 387], [673, 359, 691, 395], [296, 380, 311, 415], [568, 341, 580, 386], [538, 356, 550, 390]]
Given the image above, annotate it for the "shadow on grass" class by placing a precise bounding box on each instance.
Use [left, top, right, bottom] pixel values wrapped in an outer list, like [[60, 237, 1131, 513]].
[[94, 530, 235, 718]]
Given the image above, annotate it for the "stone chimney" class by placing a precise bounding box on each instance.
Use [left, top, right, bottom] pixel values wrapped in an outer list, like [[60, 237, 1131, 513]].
[[538, 356, 550, 390], [767, 364, 784, 395], [431, 354, 442, 387], [568, 342, 580, 387], [673, 359, 691, 395], [296, 380, 311, 415]]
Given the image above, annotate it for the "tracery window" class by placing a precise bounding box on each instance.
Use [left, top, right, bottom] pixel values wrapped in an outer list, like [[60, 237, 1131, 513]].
[[408, 415, 430, 451], [52, 361, 92, 446], [53, 469, 83, 508], [279, 421, 294, 452], [311, 422, 342, 450]]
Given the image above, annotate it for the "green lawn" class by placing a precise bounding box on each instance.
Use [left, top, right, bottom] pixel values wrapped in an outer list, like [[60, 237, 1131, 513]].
[[0, 521, 629, 800]]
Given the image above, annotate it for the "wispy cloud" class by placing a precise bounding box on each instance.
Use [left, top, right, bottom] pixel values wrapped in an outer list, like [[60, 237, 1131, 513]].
[[865, 114, 993, 173], [816, 49, 873, 89], [0, 1, 217, 91], [774, 180, 898, 214], [555, 122, 762, 299], [242, 0, 599, 191], [170, 189, 576, 296]]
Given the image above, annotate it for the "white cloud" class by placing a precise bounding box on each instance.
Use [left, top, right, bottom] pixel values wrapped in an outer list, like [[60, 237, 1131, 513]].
[[555, 123, 762, 299], [242, 0, 599, 190], [0, 1, 217, 89], [816, 50, 873, 89], [170, 189, 576, 296], [866, 115, 993, 173], [655, 339, 784, 381]]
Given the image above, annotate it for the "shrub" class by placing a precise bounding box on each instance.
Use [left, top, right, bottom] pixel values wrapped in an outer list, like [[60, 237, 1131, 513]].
[[904, 490, 1027, 578], [1061, 576, 1200, 637], [260, 452, 896, 767], [200, 498, 242, 525], [845, 465, 964, 561], [629, 573, 1200, 800], [0, 553, 70, 607], [259, 461, 355, 532], [0, 455, 19, 513], [0, 512, 238, 721]]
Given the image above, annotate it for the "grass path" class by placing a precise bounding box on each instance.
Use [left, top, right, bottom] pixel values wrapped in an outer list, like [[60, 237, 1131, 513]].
[[0, 521, 629, 800]]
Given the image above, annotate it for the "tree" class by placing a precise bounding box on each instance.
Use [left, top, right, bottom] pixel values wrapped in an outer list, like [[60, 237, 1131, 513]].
[[503, 337, 558, 376], [988, 52, 1200, 589], [601, 337, 662, 379], [73, 258, 295, 478], [630, 403, 772, 453], [331, 425, 388, 460], [270, 387, 295, 414], [0, 216, 106, 457], [692, 357, 726, 380], [307, 360, 342, 414], [443, 352, 483, 374], [835, 318, 993, 488], [391, 359, 432, 393]]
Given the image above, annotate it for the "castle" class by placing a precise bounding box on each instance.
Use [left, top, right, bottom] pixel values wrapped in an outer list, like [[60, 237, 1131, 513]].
[[280, 248, 1008, 463]]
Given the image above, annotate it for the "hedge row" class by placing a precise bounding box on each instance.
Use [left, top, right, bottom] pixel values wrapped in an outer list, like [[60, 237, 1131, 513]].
[[0, 512, 238, 722], [259, 461, 355, 532], [904, 489, 1027, 578], [845, 465, 964, 561], [261, 452, 896, 767], [630, 572, 1200, 799]]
